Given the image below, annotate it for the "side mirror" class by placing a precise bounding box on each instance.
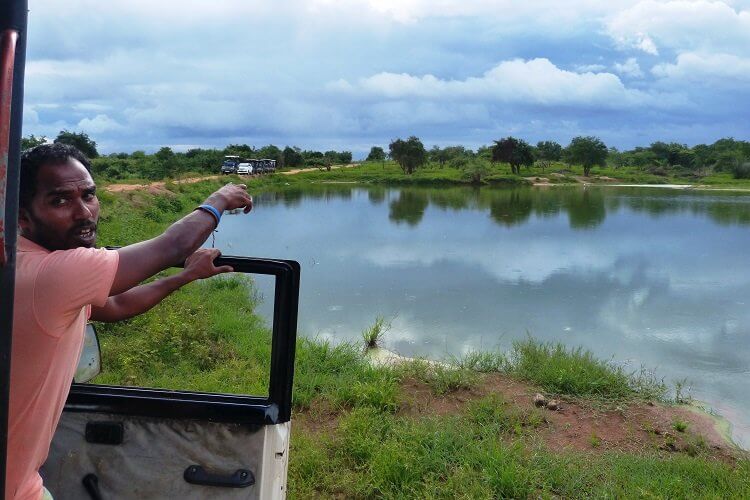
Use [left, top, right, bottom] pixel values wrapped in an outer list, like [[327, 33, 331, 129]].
[[74, 323, 102, 384]]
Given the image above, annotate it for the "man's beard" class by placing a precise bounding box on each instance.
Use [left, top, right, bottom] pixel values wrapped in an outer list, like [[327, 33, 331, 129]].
[[24, 211, 98, 251]]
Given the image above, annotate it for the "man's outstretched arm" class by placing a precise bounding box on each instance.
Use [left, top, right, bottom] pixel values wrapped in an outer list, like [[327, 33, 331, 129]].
[[109, 183, 252, 296], [91, 248, 233, 322]]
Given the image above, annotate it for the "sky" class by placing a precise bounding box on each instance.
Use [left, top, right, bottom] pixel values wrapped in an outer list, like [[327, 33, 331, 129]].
[[20, 0, 750, 156]]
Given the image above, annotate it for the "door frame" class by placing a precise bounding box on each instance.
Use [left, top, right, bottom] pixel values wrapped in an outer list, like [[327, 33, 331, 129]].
[[66, 256, 300, 425], [0, 0, 27, 494]]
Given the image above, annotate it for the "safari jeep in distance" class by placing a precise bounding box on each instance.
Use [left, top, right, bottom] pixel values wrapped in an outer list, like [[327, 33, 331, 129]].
[[221, 155, 241, 174]]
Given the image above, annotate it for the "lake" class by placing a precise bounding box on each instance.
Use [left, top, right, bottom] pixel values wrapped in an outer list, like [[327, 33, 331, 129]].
[[215, 184, 750, 448]]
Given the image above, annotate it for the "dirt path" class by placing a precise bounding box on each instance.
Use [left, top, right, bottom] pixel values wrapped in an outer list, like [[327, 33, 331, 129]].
[[105, 175, 222, 193], [280, 163, 358, 175], [104, 164, 359, 193]]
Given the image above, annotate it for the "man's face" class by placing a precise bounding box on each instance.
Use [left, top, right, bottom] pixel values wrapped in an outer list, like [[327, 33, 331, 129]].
[[19, 158, 100, 250]]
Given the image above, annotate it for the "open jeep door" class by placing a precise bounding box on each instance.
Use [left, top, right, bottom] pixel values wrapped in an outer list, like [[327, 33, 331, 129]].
[[43, 257, 300, 499]]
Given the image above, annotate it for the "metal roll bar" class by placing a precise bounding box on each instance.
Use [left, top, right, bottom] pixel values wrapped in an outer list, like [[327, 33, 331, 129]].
[[0, 0, 27, 494]]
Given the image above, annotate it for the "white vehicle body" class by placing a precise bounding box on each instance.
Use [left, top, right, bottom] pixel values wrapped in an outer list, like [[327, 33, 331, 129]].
[[237, 162, 253, 175]]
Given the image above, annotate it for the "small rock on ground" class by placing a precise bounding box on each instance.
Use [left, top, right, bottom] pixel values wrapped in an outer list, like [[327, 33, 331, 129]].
[[533, 393, 547, 407]]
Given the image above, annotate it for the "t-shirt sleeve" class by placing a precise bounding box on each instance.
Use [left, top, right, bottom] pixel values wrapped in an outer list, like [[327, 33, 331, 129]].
[[33, 247, 119, 334]]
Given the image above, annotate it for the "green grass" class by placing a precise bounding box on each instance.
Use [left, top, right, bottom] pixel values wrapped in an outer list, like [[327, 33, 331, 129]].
[[361, 315, 390, 349], [504, 338, 668, 402], [269, 161, 530, 187], [95, 274, 272, 395], [456, 338, 667, 403], [290, 400, 750, 499], [673, 419, 689, 433], [311, 160, 750, 190], [397, 359, 479, 395]]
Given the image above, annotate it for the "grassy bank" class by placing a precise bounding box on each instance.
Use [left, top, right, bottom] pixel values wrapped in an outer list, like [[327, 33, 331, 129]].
[[99, 159, 750, 190], [94, 179, 750, 498]]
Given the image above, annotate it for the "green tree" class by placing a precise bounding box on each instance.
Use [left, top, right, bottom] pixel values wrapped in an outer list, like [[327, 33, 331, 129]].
[[692, 144, 713, 170], [224, 144, 255, 157], [439, 146, 473, 167], [258, 144, 282, 161], [389, 136, 427, 174], [649, 141, 693, 168], [54, 130, 98, 158], [282, 146, 304, 168], [491, 137, 534, 175], [607, 147, 626, 169], [535, 141, 562, 172], [154, 146, 178, 178], [476, 145, 492, 161], [338, 151, 353, 164], [21, 134, 47, 150], [429, 146, 448, 165], [302, 150, 324, 165], [714, 150, 743, 172], [565, 136, 608, 177], [366, 146, 386, 162]]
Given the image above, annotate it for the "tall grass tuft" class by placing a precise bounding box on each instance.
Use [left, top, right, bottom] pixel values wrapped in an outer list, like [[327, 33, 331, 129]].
[[361, 315, 390, 349], [505, 338, 667, 401], [456, 349, 507, 372]]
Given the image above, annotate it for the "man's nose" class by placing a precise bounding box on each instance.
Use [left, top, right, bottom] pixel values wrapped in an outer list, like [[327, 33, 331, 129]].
[[73, 199, 93, 220]]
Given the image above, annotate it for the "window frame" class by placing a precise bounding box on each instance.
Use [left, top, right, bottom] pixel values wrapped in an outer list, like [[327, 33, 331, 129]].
[[65, 256, 300, 425]]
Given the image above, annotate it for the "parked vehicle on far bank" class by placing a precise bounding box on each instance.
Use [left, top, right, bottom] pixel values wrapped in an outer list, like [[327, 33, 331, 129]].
[[237, 162, 253, 175], [256, 159, 277, 174], [221, 155, 241, 174]]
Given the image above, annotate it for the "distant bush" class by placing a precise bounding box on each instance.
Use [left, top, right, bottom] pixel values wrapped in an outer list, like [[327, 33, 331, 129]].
[[647, 165, 669, 176], [461, 159, 490, 184], [731, 162, 750, 179]]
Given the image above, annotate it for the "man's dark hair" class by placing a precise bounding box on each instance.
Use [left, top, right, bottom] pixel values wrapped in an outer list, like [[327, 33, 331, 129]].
[[19, 143, 92, 209]]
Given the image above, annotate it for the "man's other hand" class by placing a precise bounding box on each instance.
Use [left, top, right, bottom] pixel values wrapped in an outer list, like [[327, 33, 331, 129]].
[[182, 248, 234, 281]]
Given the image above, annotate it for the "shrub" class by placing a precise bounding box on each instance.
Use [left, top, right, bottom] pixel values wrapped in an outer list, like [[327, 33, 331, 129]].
[[731, 162, 750, 179]]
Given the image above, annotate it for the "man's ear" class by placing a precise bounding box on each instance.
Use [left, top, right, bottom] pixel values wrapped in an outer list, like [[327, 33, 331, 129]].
[[18, 207, 31, 233]]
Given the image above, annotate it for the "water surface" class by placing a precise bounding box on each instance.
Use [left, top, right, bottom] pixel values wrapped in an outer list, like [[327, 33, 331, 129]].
[[215, 185, 750, 447]]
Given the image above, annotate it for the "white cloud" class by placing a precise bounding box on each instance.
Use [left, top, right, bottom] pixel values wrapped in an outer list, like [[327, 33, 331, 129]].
[[613, 57, 644, 77], [359, 240, 616, 285], [314, 0, 635, 26], [652, 51, 750, 83], [607, 1, 750, 55], [77, 114, 124, 133], [575, 63, 607, 72], [334, 58, 654, 108], [23, 106, 40, 126]]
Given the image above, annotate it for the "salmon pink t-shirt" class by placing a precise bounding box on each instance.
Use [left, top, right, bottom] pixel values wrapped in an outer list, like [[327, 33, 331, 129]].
[[7, 237, 119, 500]]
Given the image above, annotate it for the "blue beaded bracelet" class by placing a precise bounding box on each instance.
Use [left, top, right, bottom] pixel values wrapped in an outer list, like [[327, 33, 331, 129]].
[[196, 204, 222, 227]]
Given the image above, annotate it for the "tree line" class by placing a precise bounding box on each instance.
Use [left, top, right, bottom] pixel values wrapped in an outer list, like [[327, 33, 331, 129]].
[[21, 130, 353, 180], [376, 135, 750, 180], [21, 129, 750, 181]]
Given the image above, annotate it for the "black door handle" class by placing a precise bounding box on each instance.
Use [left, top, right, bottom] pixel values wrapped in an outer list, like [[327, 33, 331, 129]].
[[184, 465, 255, 488], [82, 473, 103, 500]]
